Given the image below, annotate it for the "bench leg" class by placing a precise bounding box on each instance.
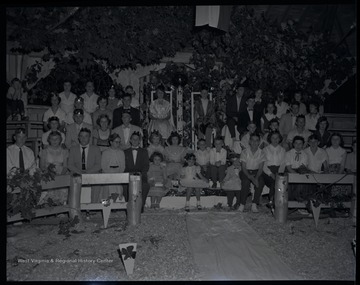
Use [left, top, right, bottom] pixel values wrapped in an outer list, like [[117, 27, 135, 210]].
[[310, 201, 321, 228], [102, 206, 111, 228]]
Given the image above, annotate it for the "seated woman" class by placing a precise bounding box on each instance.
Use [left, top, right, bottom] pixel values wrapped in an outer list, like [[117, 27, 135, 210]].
[[148, 84, 175, 141], [92, 96, 113, 129], [100, 133, 125, 202], [42, 116, 66, 148], [39, 131, 69, 205], [314, 116, 331, 149], [164, 131, 188, 181], [147, 130, 165, 158], [93, 114, 112, 152], [194, 83, 216, 147], [42, 93, 66, 132], [326, 133, 347, 174], [106, 85, 121, 112]]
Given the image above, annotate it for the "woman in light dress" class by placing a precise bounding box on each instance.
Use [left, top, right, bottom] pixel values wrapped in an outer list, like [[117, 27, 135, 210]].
[[93, 114, 112, 152], [164, 132, 188, 181], [100, 133, 126, 201], [39, 131, 69, 205], [148, 84, 175, 141]]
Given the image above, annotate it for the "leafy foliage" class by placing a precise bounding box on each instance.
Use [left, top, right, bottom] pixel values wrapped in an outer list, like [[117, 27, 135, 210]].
[[7, 164, 56, 221]]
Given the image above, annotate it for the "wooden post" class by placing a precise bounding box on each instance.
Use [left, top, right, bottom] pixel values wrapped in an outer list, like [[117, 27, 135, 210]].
[[127, 174, 142, 226], [68, 174, 83, 223], [274, 174, 288, 224]]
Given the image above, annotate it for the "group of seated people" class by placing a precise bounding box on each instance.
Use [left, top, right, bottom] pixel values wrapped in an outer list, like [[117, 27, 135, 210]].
[[6, 79, 356, 214]]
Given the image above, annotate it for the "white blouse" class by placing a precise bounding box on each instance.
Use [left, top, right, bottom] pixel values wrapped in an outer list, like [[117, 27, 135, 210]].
[[263, 144, 286, 175], [326, 146, 346, 165]]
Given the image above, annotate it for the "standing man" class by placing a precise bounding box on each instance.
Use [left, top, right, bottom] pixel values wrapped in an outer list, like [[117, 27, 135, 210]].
[[112, 112, 142, 150], [237, 95, 262, 136], [124, 132, 150, 213], [59, 80, 77, 120], [7, 128, 36, 175], [80, 81, 99, 115], [113, 93, 141, 129], [279, 101, 301, 141], [226, 81, 249, 140], [65, 109, 93, 149]]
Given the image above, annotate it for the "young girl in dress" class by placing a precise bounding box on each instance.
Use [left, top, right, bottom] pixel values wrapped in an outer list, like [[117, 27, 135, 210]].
[[147, 152, 168, 209], [222, 156, 242, 210], [326, 133, 347, 174], [147, 130, 165, 158], [180, 153, 209, 212], [194, 138, 210, 180], [261, 101, 277, 134]]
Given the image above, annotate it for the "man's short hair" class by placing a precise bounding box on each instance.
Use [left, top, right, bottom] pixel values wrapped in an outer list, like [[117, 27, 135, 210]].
[[79, 127, 91, 136]]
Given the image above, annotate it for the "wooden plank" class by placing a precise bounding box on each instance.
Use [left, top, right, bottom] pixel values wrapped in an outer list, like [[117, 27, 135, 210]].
[[288, 201, 351, 208], [7, 206, 69, 222], [80, 202, 127, 210], [288, 173, 354, 184], [41, 175, 71, 190], [81, 173, 130, 185]]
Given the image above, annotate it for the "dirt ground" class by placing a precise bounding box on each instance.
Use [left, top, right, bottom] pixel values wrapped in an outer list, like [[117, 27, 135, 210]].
[[6, 204, 356, 281]]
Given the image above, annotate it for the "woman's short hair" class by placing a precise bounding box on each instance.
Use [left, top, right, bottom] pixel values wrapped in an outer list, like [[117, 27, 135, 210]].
[[96, 114, 111, 127], [292, 135, 305, 146], [47, 130, 63, 144], [268, 118, 279, 126], [327, 132, 344, 148], [308, 100, 319, 110], [47, 116, 60, 129], [267, 130, 283, 144], [149, 130, 162, 143], [315, 116, 329, 131], [50, 93, 61, 104], [97, 96, 108, 106], [249, 132, 261, 140], [290, 100, 300, 107], [167, 131, 182, 145], [149, 151, 164, 162], [156, 84, 166, 93], [266, 101, 277, 115], [108, 133, 120, 143], [295, 114, 306, 124]]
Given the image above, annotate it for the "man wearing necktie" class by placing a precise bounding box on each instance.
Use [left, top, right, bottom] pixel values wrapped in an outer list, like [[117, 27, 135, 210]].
[[112, 93, 140, 129], [7, 128, 36, 175], [124, 132, 150, 213], [112, 112, 142, 150], [237, 95, 262, 137]]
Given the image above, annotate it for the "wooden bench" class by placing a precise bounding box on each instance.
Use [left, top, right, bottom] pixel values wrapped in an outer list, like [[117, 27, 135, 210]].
[[287, 173, 356, 227], [7, 173, 141, 228]]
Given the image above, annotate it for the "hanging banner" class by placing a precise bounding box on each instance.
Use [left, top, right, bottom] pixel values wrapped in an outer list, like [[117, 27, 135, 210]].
[[195, 6, 232, 32]]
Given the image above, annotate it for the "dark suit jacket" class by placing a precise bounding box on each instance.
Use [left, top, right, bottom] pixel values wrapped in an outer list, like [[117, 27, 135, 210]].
[[124, 147, 150, 181], [226, 94, 248, 119], [67, 144, 102, 174], [112, 107, 140, 129], [194, 99, 216, 126], [237, 109, 262, 135]]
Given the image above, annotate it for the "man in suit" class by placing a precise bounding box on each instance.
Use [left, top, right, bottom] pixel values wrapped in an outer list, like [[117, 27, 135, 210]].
[[195, 83, 216, 147], [67, 127, 102, 203], [226, 82, 249, 139], [124, 131, 150, 213], [279, 101, 300, 141], [112, 112, 142, 150], [112, 93, 140, 128], [65, 109, 93, 149], [237, 95, 262, 136]]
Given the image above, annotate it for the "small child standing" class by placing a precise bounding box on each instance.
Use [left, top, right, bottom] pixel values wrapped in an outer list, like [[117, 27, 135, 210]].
[[209, 137, 227, 188], [180, 153, 209, 212], [195, 138, 211, 180], [222, 156, 242, 210], [147, 152, 168, 209]]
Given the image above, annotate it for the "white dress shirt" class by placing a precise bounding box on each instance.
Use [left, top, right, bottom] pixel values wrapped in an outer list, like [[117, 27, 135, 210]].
[[247, 108, 254, 121], [132, 147, 139, 164], [263, 144, 286, 175], [195, 148, 211, 166], [7, 144, 36, 174], [209, 148, 227, 165], [285, 148, 308, 169], [240, 148, 266, 170], [43, 107, 66, 124], [123, 126, 131, 145], [304, 147, 328, 173], [80, 92, 99, 114]]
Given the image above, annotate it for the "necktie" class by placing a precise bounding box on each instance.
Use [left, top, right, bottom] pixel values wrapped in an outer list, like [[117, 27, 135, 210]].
[[132, 148, 138, 164], [82, 147, 86, 170], [295, 151, 301, 161], [19, 147, 25, 173]]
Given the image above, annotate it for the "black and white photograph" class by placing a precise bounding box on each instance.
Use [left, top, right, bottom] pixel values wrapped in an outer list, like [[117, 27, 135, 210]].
[[6, 3, 357, 282]]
